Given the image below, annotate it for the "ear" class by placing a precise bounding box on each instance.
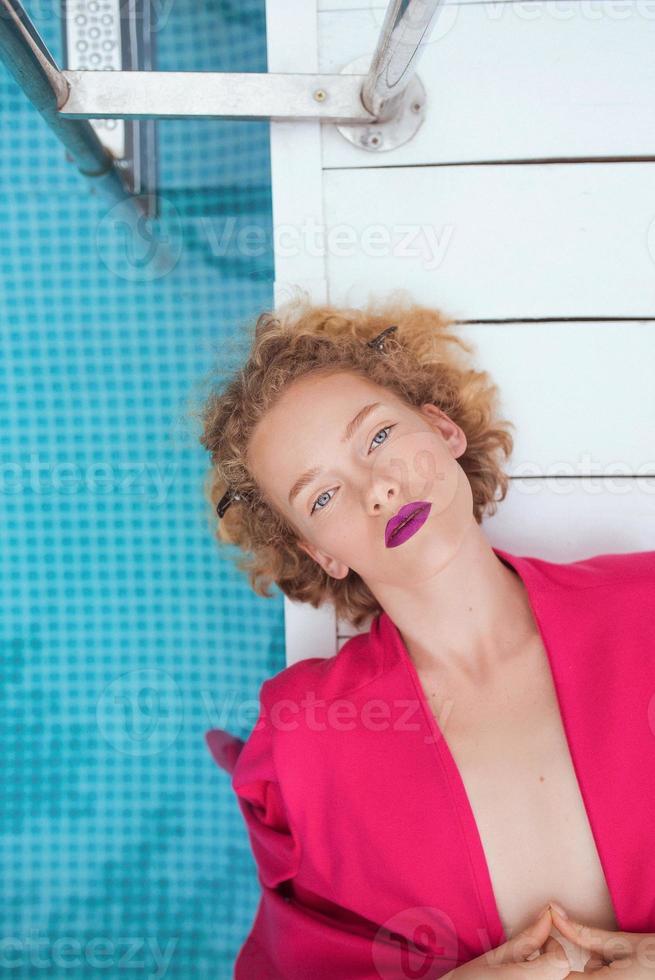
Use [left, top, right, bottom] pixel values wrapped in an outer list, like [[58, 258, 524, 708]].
[[298, 540, 350, 581], [419, 403, 467, 457]]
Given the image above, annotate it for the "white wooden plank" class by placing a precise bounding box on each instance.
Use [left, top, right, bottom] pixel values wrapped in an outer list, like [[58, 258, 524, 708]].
[[267, 0, 329, 296], [335, 476, 655, 642], [319, 1, 655, 165], [317, 0, 597, 9], [482, 477, 655, 556], [457, 320, 655, 475], [267, 0, 338, 665], [285, 598, 340, 666], [323, 162, 655, 318]]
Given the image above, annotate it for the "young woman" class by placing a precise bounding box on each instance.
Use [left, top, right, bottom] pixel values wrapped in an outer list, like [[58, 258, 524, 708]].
[[199, 292, 655, 979]]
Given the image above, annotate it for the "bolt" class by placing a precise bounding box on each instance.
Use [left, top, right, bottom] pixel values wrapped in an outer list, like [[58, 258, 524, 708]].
[[361, 130, 383, 148]]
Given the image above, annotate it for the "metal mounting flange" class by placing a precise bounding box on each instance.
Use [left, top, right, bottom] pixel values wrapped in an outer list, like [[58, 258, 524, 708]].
[[334, 54, 427, 152]]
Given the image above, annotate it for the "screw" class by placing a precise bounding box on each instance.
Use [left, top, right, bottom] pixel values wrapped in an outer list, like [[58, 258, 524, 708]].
[[313, 89, 327, 102], [411, 101, 422, 113], [362, 130, 383, 148]]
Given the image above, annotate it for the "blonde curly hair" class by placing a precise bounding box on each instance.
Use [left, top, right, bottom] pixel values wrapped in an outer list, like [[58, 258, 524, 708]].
[[197, 288, 515, 629]]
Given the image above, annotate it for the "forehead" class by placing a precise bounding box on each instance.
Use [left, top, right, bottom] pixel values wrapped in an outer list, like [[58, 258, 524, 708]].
[[271, 369, 387, 418], [247, 370, 402, 500]]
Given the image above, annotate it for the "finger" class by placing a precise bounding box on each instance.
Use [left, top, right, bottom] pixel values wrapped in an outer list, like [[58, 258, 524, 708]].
[[523, 938, 571, 980], [547, 908, 633, 960], [525, 934, 563, 962], [583, 951, 608, 972], [542, 936, 567, 958], [581, 960, 613, 977], [502, 908, 555, 964]]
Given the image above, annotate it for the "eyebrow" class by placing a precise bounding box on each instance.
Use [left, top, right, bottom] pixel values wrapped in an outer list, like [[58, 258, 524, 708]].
[[287, 401, 383, 506]]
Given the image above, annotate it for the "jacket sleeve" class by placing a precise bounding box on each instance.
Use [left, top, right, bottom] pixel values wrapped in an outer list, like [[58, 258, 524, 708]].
[[205, 679, 413, 980]]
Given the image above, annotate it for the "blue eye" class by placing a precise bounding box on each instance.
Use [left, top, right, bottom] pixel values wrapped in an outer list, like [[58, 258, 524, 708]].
[[309, 425, 396, 516]]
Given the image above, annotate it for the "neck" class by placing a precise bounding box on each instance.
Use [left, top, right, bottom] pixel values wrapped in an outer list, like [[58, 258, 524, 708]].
[[371, 522, 538, 680]]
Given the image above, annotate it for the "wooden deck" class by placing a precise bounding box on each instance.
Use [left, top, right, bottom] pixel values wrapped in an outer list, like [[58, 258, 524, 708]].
[[266, 0, 655, 663]]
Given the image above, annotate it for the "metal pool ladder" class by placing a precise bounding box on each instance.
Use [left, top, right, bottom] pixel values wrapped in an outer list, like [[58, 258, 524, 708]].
[[0, 0, 445, 216]]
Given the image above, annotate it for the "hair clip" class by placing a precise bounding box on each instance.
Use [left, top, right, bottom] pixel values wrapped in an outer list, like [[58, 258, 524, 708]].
[[366, 324, 398, 352], [216, 486, 244, 519]]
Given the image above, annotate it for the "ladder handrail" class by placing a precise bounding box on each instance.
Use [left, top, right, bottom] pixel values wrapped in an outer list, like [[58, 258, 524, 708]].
[[0, 0, 142, 212], [362, 0, 446, 121], [0, 0, 446, 189]]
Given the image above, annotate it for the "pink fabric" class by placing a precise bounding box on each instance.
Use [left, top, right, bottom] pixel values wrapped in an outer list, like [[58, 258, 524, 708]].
[[205, 546, 655, 978]]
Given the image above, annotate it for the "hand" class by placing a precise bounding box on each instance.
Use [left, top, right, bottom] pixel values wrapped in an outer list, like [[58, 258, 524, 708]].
[[449, 906, 571, 979], [549, 903, 655, 976]]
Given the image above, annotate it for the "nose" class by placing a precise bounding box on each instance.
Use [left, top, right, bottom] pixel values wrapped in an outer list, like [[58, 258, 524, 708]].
[[366, 470, 402, 516]]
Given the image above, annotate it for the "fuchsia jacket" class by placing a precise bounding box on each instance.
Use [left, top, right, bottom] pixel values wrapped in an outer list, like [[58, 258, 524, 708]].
[[205, 546, 655, 979]]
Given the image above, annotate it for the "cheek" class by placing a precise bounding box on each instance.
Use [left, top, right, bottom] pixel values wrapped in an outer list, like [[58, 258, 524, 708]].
[[310, 510, 368, 559]]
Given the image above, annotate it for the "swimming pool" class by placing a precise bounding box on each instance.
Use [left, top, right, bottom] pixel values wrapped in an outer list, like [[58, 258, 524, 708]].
[[0, 1, 281, 975]]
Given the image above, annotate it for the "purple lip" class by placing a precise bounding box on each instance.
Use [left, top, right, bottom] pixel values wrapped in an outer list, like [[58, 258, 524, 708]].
[[385, 501, 431, 548]]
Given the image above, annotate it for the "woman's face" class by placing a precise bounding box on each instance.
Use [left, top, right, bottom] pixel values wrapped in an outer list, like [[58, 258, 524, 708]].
[[246, 369, 474, 588]]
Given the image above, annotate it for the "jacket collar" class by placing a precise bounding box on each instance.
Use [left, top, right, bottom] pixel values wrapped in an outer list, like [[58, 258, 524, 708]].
[[372, 545, 547, 674]]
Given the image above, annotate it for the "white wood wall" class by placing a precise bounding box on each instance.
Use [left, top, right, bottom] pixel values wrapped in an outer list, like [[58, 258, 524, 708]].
[[266, 0, 655, 665]]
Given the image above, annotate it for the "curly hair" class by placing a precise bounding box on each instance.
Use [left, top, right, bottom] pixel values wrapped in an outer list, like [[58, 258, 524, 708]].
[[196, 288, 515, 630]]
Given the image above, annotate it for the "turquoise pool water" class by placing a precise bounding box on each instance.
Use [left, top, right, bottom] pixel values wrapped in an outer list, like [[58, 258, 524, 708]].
[[0, 2, 285, 976]]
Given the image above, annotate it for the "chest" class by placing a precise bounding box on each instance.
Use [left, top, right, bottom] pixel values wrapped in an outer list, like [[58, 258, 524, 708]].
[[417, 640, 619, 942]]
